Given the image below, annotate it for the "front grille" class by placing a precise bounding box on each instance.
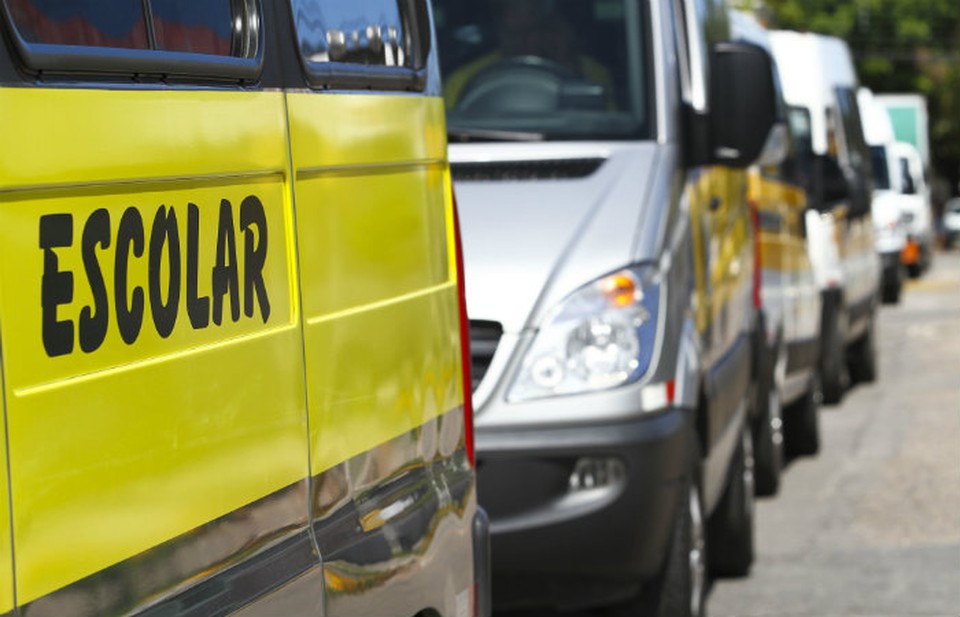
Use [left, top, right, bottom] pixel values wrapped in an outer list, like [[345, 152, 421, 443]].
[[469, 320, 503, 392], [451, 158, 606, 182]]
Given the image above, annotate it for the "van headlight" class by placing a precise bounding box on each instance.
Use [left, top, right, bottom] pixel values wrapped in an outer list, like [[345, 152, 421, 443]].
[[508, 267, 661, 402]]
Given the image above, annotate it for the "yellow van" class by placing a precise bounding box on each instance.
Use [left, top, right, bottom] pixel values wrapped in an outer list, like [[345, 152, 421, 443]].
[[0, 1, 487, 616]]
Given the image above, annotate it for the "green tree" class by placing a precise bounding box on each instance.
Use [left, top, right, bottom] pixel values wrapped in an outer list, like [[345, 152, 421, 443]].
[[759, 0, 960, 201]]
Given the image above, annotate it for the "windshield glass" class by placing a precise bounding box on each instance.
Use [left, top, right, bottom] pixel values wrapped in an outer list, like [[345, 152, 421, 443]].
[[432, 0, 652, 141], [870, 146, 891, 190]]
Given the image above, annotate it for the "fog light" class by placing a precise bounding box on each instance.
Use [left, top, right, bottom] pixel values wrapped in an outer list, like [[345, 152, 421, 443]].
[[569, 457, 625, 490]]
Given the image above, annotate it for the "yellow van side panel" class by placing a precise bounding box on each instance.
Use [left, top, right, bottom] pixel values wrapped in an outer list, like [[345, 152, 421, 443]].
[[0, 90, 308, 604], [286, 93, 463, 475]]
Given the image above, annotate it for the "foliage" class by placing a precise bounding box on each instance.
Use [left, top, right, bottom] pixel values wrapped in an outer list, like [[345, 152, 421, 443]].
[[757, 0, 960, 199]]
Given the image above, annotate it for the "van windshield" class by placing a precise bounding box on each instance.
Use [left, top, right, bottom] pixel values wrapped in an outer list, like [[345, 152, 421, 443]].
[[433, 0, 652, 141]]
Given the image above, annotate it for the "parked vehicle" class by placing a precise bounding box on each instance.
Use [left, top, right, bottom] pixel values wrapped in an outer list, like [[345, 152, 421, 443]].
[[875, 93, 931, 174], [0, 2, 488, 616], [872, 93, 934, 276], [860, 87, 909, 303], [889, 141, 935, 276], [731, 11, 823, 491], [434, 0, 779, 614], [770, 31, 882, 405], [944, 197, 960, 248]]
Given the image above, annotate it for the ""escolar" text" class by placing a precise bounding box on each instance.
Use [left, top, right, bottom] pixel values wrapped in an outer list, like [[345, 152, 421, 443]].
[[39, 195, 271, 357]]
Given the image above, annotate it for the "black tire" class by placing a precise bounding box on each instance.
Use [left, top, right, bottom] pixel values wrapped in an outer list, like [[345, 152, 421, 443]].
[[752, 346, 783, 497], [784, 371, 820, 457], [708, 424, 755, 578], [623, 445, 706, 617], [881, 280, 901, 304], [848, 317, 878, 384], [819, 308, 847, 405]]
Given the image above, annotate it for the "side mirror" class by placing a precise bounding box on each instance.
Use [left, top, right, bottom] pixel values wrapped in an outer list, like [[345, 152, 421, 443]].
[[707, 42, 778, 168]]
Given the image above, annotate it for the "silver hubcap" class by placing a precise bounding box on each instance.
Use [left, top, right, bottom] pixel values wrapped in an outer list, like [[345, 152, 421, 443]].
[[689, 485, 705, 616], [769, 388, 783, 452], [770, 348, 786, 456], [742, 427, 756, 518]]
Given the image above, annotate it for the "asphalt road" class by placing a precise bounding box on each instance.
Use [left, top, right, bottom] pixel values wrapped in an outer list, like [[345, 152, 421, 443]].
[[709, 249, 960, 617]]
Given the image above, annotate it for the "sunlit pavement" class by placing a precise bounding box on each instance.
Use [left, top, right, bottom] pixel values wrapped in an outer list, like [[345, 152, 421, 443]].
[[708, 249, 960, 617]]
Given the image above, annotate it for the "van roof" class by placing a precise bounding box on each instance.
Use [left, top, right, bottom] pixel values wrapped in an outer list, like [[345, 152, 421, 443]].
[[769, 31, 857, 108]]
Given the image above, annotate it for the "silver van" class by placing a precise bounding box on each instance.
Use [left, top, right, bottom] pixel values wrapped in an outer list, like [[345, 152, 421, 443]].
[[434, 0, 779, 614]]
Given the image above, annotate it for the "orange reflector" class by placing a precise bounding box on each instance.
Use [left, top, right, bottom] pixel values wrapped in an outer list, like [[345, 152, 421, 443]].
[[601, 273, 637, 307], [901, 239, 919, 265]]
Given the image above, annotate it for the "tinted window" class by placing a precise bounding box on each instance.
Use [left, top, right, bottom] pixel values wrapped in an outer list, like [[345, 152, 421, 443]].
[[786, 105, 814, 188], [290, 0, 413, 68], [3, 0, 254, 58], [5, 0, 148, 49], [870, 146, 890, 190], [152, 0, 234, 56], [433, 0, 651, 141], [834, 87, 870, 173], [899, 157, 916, 195]]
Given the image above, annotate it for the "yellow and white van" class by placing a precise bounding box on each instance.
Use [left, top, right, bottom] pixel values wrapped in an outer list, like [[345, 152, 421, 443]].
[[0, 1, 488, 616]]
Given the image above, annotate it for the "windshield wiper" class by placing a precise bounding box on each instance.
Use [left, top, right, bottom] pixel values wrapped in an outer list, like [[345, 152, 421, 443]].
[[447, 127, 545, 143]]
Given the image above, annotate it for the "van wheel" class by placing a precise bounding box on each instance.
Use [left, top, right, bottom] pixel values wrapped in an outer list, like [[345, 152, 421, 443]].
[[624, 447, 705, 617], [708, 424, 755, 577], [881, 279, 901, 304], [784, 371, 821, 456], [753, 347, 783, 497], [820, 310, 847, 405], [848, 317, 877, 384]]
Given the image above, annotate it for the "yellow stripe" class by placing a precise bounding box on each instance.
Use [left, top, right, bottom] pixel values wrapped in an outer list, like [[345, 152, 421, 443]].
[[306, 281, 456, 326]]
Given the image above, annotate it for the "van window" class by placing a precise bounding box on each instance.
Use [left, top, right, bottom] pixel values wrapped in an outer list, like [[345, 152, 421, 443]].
[[290, 0, 413, 67], [4, 0, 250, 57], [434, 0, 652, 141], [870, 145, 890, 190], [785, 105, 814, 188], [151, 0, 234, 55], [4, 0, 149, 49], [899, 157, 916, 195], [834, 87, 869, 171]]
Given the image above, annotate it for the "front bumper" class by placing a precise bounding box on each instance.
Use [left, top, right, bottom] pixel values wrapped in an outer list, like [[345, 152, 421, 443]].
[[475, 407, 694, 612]]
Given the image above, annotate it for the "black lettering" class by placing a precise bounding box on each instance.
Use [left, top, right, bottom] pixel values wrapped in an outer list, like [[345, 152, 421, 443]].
[[149, 206, 181, 338], [211, 199, 240, 325], [240, 195, 270, 323], [40, 214, 74, 357], [115, 207, 145, 345], [79, 209, 110, 353], [186, 203, 210, 329]]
